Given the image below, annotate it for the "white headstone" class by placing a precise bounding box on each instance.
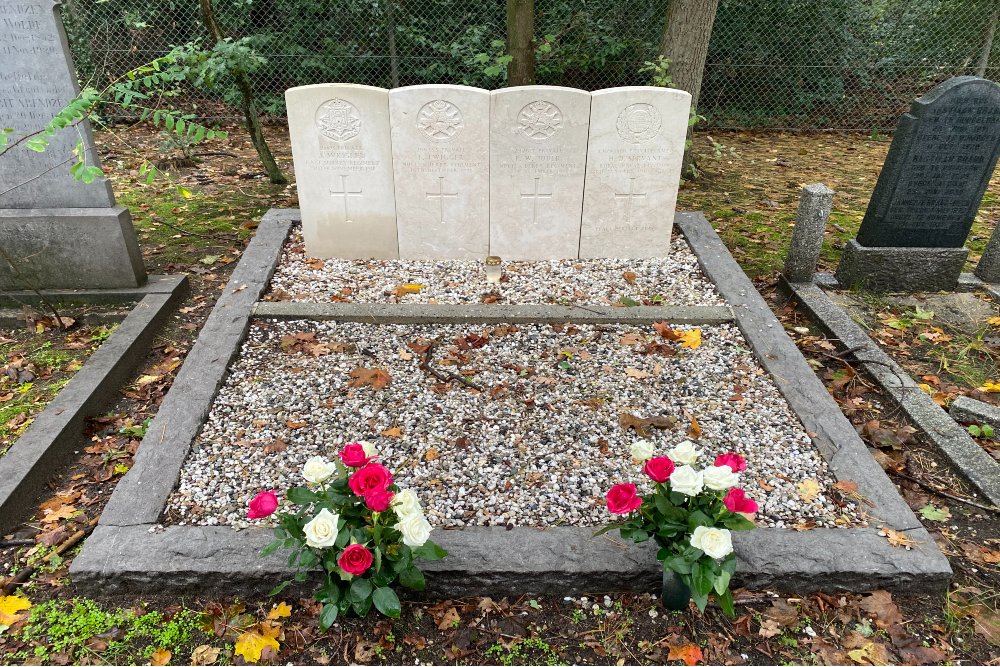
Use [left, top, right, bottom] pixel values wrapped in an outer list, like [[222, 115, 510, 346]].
[[389, 85, 490, 259], [580, 87, 691, 258], [286, 84, 398, 259], [489, 86, 591, 259]]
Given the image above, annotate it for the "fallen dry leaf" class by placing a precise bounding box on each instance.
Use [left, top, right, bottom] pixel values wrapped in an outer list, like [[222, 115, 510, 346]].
[[425, 448, 440, 461], [667, 641, 703, 666], [348, 367, 391, 390], [624, 367, 651, 379], [150, 648, 171, 666], [797, 479, 821, 502], [190, 644, 221, 665], [381, 426, 403, 438], [860, 591, 903, 629]]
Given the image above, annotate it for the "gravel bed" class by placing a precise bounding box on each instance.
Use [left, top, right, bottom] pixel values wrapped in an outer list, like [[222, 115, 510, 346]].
[[266, 227, 725, 307], [165, 319, 864, 531]]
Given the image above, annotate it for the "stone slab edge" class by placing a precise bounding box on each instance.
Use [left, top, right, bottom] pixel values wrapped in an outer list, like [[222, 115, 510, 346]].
[[254, 301, 734, 325], [950, 396, 1000, 432], [0, 277, 189, 534], [0, 275, 187, 307], [70, 208, 951, 596], [784, 277, 1000, 508], [93, 211, 297, 528], [676, 213, 950, 581]]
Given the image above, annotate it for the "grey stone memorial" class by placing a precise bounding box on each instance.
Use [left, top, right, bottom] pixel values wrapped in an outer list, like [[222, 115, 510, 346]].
[[782, 183, 834, 283], [974, 226, 1000, 283], [836, 76, 1000, 292], [0, 0, 146, 289]]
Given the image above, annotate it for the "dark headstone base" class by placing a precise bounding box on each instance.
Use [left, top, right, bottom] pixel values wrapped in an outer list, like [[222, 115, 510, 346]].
[[0, 207, 146, 289], [835, 239, 967, 292]]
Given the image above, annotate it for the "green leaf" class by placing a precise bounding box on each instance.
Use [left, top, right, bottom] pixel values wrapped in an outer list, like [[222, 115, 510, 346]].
[[349, 577, 373, 602], [269, 580, 292, 596], [619, 296, 639, 307], [399, 566, 425, 591], [288, 487, 319, 505], [260, 541, 282, 558], [717, 588, 736, 618], [714, 568, 732, 596], [318, 603, 338, 631], [723, 514, 756, 531], [352, 595, 373, 617], [413, 541, 447, 561], [372, 587, 401, 618], [919, 504, 951, 522]]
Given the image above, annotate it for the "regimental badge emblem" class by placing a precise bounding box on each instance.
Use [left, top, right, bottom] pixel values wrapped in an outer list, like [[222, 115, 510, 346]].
[[616, 103, 661, 144], [416, 100, 464, 142], [315, 98, 362, 142], [517, 100, 563, 140]]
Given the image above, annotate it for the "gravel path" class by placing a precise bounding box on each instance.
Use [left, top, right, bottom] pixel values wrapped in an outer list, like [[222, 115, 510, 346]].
[[165, 320, 863, 531], [266, 227, 725, 307]]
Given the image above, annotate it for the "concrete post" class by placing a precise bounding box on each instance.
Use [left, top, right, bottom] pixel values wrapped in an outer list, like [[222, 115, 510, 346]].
[[782, 183, 834, 283]]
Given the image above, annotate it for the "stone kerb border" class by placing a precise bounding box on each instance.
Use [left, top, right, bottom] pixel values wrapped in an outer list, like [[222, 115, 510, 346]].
[[0, 275, 188, 534], [784, 279, 1000, 508], [70, 210, 951, 596]]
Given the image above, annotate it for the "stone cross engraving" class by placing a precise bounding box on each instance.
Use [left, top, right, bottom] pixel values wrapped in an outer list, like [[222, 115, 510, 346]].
[[614, 177, 647, 224], [330, 175, 363, 224], [579, 86, 691, 258], [389, 85, 489, 259], [286, 83, 398, 259], [425, 176, 459, 224], [520, 178, 553, 225], [490, 86, 591, 259], [0, 0, 145, 289]]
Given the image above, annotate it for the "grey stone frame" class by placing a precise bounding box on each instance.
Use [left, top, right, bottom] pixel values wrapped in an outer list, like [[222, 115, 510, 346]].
[[0, 275, 188, 534], [70, 211, 951, 597]]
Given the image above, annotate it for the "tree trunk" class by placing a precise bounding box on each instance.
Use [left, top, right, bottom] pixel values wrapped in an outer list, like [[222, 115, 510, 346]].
[[976, 3, 999, 78], [386, 0, 400, 87], [198, 0, 287, 185], [659, 0, 720, 175], [506, 0, 535, 86]]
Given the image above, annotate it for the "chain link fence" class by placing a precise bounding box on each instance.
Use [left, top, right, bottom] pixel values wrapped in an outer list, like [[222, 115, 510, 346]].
[[60, 0, 999, 131]]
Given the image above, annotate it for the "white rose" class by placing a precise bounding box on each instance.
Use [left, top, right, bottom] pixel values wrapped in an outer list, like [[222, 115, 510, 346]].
[[395, 512, 433, 548], [303, 508, 340, 548], [703, 465, 739, 491], [302, 456, 337, 484], [391, 489, 423, 518], [689, 525, 734, 559], [630, 439, 655, 461], [358, 440, 377, 458], [669, 465, 704, 496], [668, 439, 701, 465]]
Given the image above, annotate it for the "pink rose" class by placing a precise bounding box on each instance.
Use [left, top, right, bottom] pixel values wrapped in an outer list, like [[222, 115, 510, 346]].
[[364, 486, 395, 512], [348, 463, 393, 497], [338, 543, 374, 576], [339, 443, 374, 468], [247, 490, 278, 519], [606, 484, 642, 514], [723, 488, 759, 514], [643, 456, 675, 483], [714, 452, 747, 473]]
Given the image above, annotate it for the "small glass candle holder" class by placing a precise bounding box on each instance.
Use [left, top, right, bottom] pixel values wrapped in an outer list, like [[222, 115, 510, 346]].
[[485, 255, 502, 283]]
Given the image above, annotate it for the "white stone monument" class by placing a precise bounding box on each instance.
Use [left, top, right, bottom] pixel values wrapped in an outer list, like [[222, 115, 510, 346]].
[[580, 86, 691, 258], [286, 84, 398, 258], [489, 86, 591, 259], [389, 85, 490, 259]]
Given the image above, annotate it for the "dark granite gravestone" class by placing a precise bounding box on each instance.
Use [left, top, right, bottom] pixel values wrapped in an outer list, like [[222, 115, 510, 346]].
[[0, 0, 145, 289], [837, 76, 1000, 291]]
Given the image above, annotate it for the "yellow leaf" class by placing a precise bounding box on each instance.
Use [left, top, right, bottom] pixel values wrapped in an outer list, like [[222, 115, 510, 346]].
[[980, 380, 1000, 393], [988, 316, 1000, 327], [0, 595, 31, 625], [394, 283, 426, 296], [679, 329, 702, 349], [847, 641, 890, 665], [136, 374, 161, 386], [918, 383, 933, 395], [424, 448, 440, 461], [797, 479, 821, 502], [234, 627, 280, 664], [883, 528, 916, 549], [150, 648, 172, 665], [266, 602, 292, 620]]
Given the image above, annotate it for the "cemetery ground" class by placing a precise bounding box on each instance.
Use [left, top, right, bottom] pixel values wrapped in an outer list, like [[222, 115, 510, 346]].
[[0, 126, 999, 665]]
